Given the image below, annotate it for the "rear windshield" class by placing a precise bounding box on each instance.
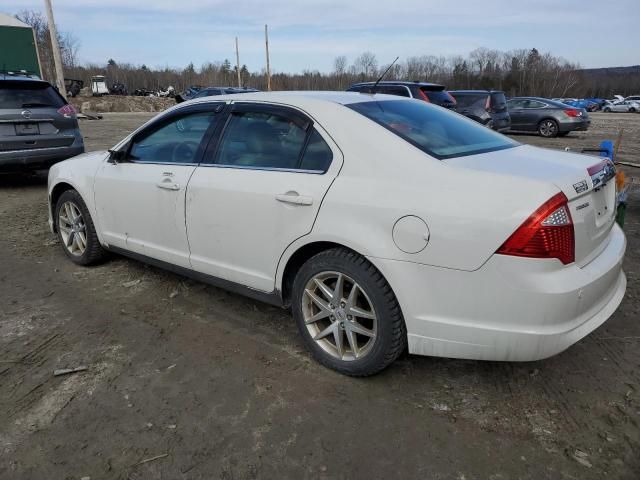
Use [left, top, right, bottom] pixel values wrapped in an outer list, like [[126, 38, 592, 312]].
[[347, 99, 518, 159], [422, 89, 455, 105], [450, 93, 487, 108], [0, 81, 66, 109], [490, 92, 507, 109]]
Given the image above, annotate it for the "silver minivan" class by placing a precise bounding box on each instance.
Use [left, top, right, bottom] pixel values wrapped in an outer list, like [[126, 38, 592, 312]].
[[0, 75, 84, 172]]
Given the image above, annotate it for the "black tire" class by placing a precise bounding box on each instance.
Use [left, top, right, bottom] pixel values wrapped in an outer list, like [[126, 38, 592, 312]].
[[604, 107, 611, 112], [291, 248, 406, 376], [55, 189, 107, 266], [538, 118, 559, 138], [630, 107, 637, 113]]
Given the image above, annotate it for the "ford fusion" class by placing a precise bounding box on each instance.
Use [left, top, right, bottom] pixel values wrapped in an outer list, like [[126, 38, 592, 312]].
[[47, 92, 626, 376]]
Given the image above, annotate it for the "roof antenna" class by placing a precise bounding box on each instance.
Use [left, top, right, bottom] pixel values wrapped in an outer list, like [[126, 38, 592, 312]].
[[371, 56, 399, 93]]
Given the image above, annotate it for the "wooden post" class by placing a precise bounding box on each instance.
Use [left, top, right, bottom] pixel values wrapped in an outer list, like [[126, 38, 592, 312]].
[[43, 0, 67, 99], [235, 37, 241, 88], [265, 24, 271, 91]]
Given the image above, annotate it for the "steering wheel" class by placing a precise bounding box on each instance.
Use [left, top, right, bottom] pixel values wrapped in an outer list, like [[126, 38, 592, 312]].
[[172, 141, 199, 163]]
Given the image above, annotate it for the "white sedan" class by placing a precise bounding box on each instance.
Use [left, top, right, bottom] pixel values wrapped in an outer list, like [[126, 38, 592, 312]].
[[602, 100, 640, 113], [48, 92, 627, 376]]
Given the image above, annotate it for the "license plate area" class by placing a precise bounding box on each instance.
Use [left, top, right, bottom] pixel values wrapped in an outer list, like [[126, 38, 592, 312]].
[[593, 181, 616, 228], [15, 123, 40, 136]]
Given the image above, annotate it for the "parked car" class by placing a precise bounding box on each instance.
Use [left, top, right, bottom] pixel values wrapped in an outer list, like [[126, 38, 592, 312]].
[[448, 90, 511, 132], [553, 98, 599, 112], [133, 88, 154, 97], [0, 75, 84, 173], [507, 97, 590, 137], [346, 81, 457, 109], [602, 100, 640, 113], [174, 85, 205, 103], [624, 95, 640, 102], [47, 92, 626, 376], [192, 86, 260, 99]]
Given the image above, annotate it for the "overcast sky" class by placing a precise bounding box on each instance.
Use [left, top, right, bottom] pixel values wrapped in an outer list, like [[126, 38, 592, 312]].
[[6, 0, 639, 72]]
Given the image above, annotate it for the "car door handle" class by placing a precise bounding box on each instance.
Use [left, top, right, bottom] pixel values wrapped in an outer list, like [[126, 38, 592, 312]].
[[275, 193, 313, 206], [156, 180, 180, 191]]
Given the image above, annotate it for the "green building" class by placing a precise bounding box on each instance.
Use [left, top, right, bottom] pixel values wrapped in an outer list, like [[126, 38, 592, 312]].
[[0, 12, 41, 77]]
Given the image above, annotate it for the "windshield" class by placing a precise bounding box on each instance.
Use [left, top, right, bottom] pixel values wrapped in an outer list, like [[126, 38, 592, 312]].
[[0, 81, 67, 109], [347, 99, 518, 159]]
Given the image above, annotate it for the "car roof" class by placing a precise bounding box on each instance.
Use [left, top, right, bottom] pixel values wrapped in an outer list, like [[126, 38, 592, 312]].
[[449, 90, 504, 94], [185, 90, 410, 107], [351, 80, 444, 88], [0, 73, 47, 84]]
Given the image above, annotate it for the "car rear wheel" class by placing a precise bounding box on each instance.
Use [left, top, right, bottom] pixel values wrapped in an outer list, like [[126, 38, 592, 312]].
[[538, 119, 559, 138], [55, 190, 107, 266], [604, 107, 611, 112], [292, 248, 406, 376], [630, 107, 637, 113]]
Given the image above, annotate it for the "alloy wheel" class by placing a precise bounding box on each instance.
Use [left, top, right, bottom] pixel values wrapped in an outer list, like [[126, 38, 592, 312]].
[[58, 201, 87, 256], [539, 120, 557, 137], [302, 271, 377, 361]]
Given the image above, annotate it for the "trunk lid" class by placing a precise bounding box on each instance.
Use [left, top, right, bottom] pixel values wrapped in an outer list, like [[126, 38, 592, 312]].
[[0, 80, 76, 152], [446, 144, 618, 266]]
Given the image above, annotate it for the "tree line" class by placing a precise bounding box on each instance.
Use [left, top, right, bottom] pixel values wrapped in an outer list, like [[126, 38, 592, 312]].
[[16, 10, 640, 98]]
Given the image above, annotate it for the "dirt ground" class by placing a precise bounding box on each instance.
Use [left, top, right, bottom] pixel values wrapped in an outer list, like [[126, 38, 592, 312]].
[[1, 112, 639, 480]]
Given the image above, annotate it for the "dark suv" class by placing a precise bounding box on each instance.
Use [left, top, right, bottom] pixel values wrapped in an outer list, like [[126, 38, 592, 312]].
[[0, 75, 84, 173], [448, 90, 510, 132], [347, 81, 457, 109]]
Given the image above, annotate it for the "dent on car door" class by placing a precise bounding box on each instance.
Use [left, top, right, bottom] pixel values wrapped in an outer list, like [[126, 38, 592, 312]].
[[186, 103, 343, 292], [93, 105, 223, 267]]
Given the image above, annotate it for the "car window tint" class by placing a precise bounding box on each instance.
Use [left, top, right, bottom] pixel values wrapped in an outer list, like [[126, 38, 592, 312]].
[[508, 99, 526, 109], [300, 130, 333, 172], [0, 81, 66, 109], [379, 86, 410, 97], [348, 99, 518, 160], [215, 111, 307, 169], [526, 100, 546, 109], [450, 94, 485, 108], [129, 111, 217, 164]]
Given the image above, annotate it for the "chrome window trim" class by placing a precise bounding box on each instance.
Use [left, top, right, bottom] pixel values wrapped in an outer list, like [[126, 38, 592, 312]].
[[198, 163, 326, 175]]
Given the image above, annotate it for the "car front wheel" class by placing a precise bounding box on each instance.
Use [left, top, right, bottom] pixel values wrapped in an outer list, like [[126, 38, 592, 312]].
[[538, 119, 559, 138], [55, 189, 107, 266], [292, 248, 406, 376]]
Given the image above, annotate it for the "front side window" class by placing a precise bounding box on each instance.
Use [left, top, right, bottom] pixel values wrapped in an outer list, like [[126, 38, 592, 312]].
[[129, 110, 218, 164], [348, 99, 518, 160], [215, 111, 308, 169]]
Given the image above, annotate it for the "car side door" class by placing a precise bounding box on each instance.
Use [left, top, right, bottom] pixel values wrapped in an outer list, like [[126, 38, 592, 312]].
[[186, 102, 343, 292], [521, 100, 548, 130], [93, 104, 224, 268], [507, 99, 527, 128]]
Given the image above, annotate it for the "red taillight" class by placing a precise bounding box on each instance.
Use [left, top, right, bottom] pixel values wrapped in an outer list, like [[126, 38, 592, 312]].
[[57, 104, 77, 118], [564, 108, 581, 118], [496, 192, 575, 265]]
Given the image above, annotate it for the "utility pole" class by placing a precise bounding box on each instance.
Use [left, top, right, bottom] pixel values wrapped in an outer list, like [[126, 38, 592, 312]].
[[43, 0, 67, 99], [264, 24, 271, 91], [235, 37, 241, 88]]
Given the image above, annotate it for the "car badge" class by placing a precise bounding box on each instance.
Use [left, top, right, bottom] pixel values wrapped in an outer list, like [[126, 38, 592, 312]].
[[573, 180, 588, 193], [21, 110, 32, 119]]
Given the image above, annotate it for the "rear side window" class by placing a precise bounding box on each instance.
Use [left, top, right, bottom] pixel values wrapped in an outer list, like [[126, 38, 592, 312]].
[[348, 100, 518, 160], [450, 93, 486, 108], [215, 111, 308, 169], [378, 86, 410, 97], [0, 81, 66, 109], [300, 130, 333, 172]]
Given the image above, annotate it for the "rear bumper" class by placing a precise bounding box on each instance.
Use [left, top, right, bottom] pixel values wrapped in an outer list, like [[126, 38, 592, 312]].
[[371, 223, 627, 361], [560, 118, 590, 132], [0, 144, 84, 172]]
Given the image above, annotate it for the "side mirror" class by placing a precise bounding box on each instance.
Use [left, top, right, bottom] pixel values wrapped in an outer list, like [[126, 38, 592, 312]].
[[107, 144, 129, 163]]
